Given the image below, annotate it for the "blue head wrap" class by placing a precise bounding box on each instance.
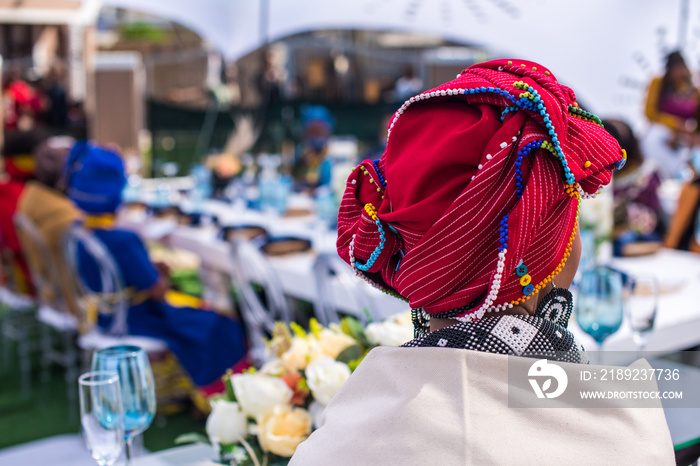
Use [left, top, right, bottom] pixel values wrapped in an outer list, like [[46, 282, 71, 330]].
[[300, 105, 335, 131], [67, 144, 126, 214]]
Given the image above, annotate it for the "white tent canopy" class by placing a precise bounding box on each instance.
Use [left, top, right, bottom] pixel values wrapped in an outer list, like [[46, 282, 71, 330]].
[[82, 0, 700, 127]]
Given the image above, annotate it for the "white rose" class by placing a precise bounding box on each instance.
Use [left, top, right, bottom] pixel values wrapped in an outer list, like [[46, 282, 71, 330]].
[[305, 356, 351, 406], [316, 328, 356, 359], [365, 320, 414, 347], [205, 399, 248, 445], [259, 359, 285, 376], [280, 336, 323, 373], [391, 310, 413, 327], [231, 373, 292, 419]]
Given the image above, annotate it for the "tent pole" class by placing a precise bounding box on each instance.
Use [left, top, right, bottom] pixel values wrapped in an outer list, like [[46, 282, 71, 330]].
[[260, 0, 269, 46], [679, 0, 689, 49]]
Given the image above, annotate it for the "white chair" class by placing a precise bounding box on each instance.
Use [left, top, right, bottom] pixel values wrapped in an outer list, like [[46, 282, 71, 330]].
[[13, 213, 80, 404], [63, 224, 168, 365], [229, 237, 292, 366], [312, 252, 374, 326], [0, 228, 40, 395]]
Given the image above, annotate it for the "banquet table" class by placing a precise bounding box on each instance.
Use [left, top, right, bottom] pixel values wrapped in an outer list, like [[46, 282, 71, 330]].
[[119, 201, 409, 321], [572, 248, 700, 353], [119, 199, 700, 352]]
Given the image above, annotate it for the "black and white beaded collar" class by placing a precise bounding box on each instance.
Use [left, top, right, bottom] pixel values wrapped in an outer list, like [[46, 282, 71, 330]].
[[404, 287, 586, 364]]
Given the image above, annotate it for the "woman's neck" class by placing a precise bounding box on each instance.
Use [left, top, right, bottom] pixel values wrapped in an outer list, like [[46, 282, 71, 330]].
[[428, 281, 553, 332]]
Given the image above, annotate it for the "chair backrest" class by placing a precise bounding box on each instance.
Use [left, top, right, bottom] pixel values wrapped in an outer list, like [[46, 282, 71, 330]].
[[63, 224, 129, 336], [312, 252, 373, 326], [229, 237, 291, 364], [13, 213, 64, 309]]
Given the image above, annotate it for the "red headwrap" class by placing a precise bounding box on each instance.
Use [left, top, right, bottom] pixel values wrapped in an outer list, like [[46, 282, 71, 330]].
[[337, 59, 625, 320]]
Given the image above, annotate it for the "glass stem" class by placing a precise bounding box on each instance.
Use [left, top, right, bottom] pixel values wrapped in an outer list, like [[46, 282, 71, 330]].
[[125, 435, 134, 465]]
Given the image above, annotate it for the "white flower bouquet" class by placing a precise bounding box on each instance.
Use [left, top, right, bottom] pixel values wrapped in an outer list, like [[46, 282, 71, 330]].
[[178, 311, 413, 465]]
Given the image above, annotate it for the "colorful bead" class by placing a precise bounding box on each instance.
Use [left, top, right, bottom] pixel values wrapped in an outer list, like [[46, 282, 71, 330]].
[[617, 149, 627, 170], [349, 234, 407, 302], [354, 203, 387, 272], [567, 104, 603, 126], [519, 274, 532, 286], [584, 161, 592, 168], [372, 160, 387, 189], [513, 81, 575, 185]]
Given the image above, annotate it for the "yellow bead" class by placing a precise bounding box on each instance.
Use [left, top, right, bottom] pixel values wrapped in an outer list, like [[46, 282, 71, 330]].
[[376, 188, 381, 192], [369, 179, 374, 183]]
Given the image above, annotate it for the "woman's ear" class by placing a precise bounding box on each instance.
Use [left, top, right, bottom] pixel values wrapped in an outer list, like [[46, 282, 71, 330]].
[[556, 226, 582, 290]]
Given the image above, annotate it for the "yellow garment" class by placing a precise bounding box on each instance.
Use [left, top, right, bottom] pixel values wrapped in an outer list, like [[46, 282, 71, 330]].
[[165, 289, 203, 309], [645, 77, 696, 132], [291, 347, 675, 465], [17, 182, 82, 320], [83, 214, 117, 230], [7, 154, 35, 174]]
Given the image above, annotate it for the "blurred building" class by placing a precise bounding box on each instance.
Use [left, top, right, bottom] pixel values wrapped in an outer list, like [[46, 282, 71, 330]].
[[0, 0, 100, 136]]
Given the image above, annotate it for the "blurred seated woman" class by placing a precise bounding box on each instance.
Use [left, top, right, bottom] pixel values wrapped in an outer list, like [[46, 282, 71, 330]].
[[66, 142, 248, 395], [291, 59, 674, 464], [0, 128, 49, 294], [643, 50, 699, 179], [664, 173, 700, 252], [602, 119, 665, 256], [16, 136, 82, 317]]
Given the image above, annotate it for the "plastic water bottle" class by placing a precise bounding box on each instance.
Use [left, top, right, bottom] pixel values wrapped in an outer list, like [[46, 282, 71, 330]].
[[316, 186, 338, 230]]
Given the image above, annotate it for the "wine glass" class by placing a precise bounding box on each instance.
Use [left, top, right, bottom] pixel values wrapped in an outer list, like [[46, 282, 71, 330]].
[[575, 267, 624, 350], [78, 371, 124, 466], [626, 274, 658, 351], [92, 345, 157, 465]]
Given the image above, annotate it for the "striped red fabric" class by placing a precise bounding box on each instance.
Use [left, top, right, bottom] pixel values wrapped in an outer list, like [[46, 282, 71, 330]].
[[337, 59, 624, 319]]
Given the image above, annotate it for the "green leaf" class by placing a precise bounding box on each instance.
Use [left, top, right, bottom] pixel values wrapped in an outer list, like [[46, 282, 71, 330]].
[[174, 432, 211, 446], [341, 317, 370, 348], [335, 344, 363, 364], [362, 306, 374, 323], [224, 369, 237, 402]]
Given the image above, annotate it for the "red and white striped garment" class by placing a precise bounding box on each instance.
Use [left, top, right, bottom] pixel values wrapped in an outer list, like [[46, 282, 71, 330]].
[[337, 59, 624, 320]]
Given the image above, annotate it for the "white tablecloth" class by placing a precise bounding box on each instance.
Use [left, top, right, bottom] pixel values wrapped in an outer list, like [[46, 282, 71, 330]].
[[571, 249, 700, 352], [121, 200, 700, 352]]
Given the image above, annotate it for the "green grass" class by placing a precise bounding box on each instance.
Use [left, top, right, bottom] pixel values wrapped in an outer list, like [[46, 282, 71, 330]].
[[0, 339, 206, 453]]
